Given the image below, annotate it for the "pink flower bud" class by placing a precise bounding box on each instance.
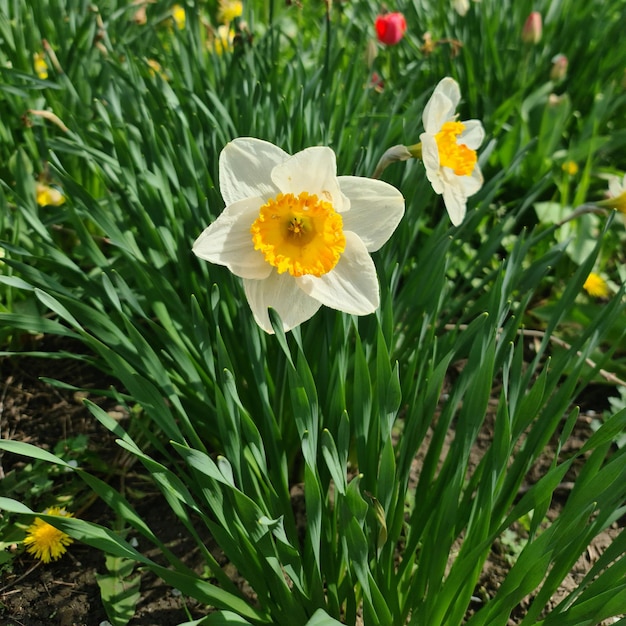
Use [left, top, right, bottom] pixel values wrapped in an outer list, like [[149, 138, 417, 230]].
[[550, 54, 568, 81], [522, 11, 542, 44], [375, 12, 407, 46]]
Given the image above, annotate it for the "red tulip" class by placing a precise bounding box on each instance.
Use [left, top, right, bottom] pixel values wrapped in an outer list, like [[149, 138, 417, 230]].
[[375, 12, 407, 46], [522, 11, 542, 44]]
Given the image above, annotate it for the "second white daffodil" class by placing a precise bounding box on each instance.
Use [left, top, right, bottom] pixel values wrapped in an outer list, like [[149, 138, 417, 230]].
[[420, 77, 484, 225], [597, 173, 626, 215], [193, 138, 405, 333]]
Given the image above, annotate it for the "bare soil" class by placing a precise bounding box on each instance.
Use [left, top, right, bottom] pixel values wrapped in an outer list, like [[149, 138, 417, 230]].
[[0, 338, 623, 626]]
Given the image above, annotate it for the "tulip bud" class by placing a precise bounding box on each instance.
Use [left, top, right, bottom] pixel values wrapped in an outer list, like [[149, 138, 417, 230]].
[[365, 38, 378, 68], [550, 54, 568, 81], [522, 11, 542, 44], [453, 0, 470, 16], [375, 12, 407, 46]]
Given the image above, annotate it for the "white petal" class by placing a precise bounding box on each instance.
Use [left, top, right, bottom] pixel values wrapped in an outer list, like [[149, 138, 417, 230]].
[[608, 175, 624, 198], [243, 272, 322, 333], [297, 232, 379, 315], [338, 176, 404, 252], [219, 138, 288, 206], [459, 120, 485, 150], [441, 181, 468, 226], [434, 77, 462, 111], [420, 133, 445, 194], [271, 146, 347, 212], [466, 165, 484, 196], [193, 197, 272, 279], [422, 78, 461, 134]]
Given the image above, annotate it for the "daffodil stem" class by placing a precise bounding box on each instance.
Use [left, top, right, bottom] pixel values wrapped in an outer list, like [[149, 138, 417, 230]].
[[555, 204, 608, 227]]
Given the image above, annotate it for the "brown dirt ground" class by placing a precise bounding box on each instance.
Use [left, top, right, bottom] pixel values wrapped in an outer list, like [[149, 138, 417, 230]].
[[0, 338, 623, 626]]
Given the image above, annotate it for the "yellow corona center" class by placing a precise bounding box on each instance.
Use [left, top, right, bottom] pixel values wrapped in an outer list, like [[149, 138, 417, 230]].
[[435, 121, 477, 176], [251, 192, 346, 277]]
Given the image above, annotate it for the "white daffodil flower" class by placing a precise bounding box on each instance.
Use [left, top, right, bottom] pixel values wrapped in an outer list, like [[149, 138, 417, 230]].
[[193, 138, 405, 333], [420, 77, 484, 226], [606, 174, 626, 214]]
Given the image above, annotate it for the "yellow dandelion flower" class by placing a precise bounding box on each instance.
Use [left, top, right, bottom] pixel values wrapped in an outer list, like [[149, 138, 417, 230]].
[[583, 272, 609, 299], [172, 4, 186, 29], [33, 52, 48, 79], [562, 161, 578, 176], [36, 182, 66, 207], [217, 0, 242, 24], [23, 507, 74, 563]]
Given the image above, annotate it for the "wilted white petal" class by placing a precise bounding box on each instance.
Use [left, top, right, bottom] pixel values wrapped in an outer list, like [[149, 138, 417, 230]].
[[271, 146, 347, 211], [193, 197, 271, 279], [297, 232, 379, 314], [243, 272, 322, 333], [219, 138, 287, 206], [338, 176, 405, 251]]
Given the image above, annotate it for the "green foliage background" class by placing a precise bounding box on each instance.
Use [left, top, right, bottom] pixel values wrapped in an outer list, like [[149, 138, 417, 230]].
[[1, 0, 626, 624]]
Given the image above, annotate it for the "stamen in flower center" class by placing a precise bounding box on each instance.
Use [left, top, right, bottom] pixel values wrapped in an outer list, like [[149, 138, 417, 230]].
[[251, 192, 346, 277], [435, 121, 477, 176]]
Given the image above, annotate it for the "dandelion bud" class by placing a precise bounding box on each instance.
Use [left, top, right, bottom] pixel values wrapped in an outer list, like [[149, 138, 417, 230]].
[[375, 12, 407, 46], [522, 11, 542, 44], [550, 54, 568, 81]]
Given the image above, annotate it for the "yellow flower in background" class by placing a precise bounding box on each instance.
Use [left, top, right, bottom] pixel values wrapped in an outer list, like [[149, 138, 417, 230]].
[[420, 77, 485, 225], [193, 137, 404, 333], [23, 507, 74, 563], [36, 182, 65, 207], [583, 272, 610, 299], [562, 161, 578, 176], [146, 58, 168, 80], [33, 52, 48, 79], [218, 0, 243, 24], [36, 182, 66, 206], [172, 4, 186, 29], [211, 25, 235, 55]]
